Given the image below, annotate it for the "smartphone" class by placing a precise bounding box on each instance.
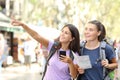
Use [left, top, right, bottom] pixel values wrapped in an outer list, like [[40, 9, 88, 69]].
[[59, 51, 66, 57]]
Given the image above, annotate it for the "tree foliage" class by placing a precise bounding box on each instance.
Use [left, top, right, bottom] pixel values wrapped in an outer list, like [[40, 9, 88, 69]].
[[22, 0, 120, 40]]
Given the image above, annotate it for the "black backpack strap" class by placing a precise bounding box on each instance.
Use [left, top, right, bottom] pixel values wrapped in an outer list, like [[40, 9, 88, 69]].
[[41, 41, 60, 80], [47, 41, 60, 61]]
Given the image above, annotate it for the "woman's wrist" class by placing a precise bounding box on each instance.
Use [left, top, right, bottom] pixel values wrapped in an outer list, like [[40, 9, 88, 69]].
[[106, 64, 110, 68], [68, 60, 75, 67], [21, 22, 25, 27], [68, 61, 73, 65]]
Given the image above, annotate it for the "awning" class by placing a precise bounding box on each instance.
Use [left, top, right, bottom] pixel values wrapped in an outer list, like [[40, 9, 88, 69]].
[[0, 22, 25, 33], [0, 26, 25, 32], [0, 12, 25, 33], [0, 12, 10, 22]]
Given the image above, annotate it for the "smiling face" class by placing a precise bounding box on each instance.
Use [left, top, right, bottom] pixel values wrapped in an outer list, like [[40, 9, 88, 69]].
[[59, 26, 73, 43], [84, 23, 101, 42]]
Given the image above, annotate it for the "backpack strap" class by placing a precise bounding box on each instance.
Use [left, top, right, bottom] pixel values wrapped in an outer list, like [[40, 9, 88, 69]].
[[47, 41, 60, 62], [70, 50, 74, 60], [68, 50, 74, 76], [100, 41, 107, 79], [42, 41, 60, 80], [80, 40, 106, 59], [42, 41, 75, 80], [80, 41, 87, 55], [100, 41, 106, 60]]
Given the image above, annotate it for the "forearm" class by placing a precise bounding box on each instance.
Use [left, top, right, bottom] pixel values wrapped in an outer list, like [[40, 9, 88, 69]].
[[12, 20, 49, 47], [107, 58, 118, 69], [21, 23, 49, 47], [68, 62, 78, 78], [106, 63, 118, 69], [21, 24, 37, 39]]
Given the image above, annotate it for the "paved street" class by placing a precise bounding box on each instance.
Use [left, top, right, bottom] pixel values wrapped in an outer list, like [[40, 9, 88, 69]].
[[0, 62, 120, 80], [0, 63, 42, 80]]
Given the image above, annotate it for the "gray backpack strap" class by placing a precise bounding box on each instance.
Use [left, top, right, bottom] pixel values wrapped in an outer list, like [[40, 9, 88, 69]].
[[100, 41, 107, 79], [70, 50, 74, 60], [80, 41, 87, 55], [100, 41, 106, 60]]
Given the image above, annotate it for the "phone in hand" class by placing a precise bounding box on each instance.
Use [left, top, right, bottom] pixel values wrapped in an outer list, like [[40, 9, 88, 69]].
[[59, 51, 66, 57]]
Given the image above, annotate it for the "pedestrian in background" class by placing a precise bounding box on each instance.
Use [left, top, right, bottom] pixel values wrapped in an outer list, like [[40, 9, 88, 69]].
[[11, 19, 80, 80], [0, 33, 9, 72], [35, 44, 47, 75], [0, 33, 5, 58], [77, 20, 118, 80], [23, 35, 36, 70], [0, 33, 5, 72]]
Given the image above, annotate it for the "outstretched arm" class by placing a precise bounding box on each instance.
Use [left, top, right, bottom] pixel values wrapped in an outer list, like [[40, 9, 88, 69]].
[[11, 20, 49, 47]]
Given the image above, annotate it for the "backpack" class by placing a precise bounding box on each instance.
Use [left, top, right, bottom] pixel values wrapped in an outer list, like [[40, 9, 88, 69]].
[[78, 41, 115, 80], [41, 41, 74, 80]]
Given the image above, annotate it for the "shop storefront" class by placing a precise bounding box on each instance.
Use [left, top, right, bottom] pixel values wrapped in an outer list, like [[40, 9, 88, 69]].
[[0, 12, 24, 62]]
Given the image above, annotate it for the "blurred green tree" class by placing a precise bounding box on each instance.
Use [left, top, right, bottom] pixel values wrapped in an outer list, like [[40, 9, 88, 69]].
[[21, 0, 120, 40]]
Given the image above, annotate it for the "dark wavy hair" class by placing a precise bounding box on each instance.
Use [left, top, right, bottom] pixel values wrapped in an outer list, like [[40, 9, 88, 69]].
[[88, 20, 106, 41]]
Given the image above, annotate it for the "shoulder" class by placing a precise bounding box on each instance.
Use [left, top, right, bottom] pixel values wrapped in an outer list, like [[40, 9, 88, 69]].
[[100, 41, 114, 51], [105, 43, 114, 52], [105, 43, 113, 48], [105, 43, 116, 60], [47, 40, 54, 51]]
